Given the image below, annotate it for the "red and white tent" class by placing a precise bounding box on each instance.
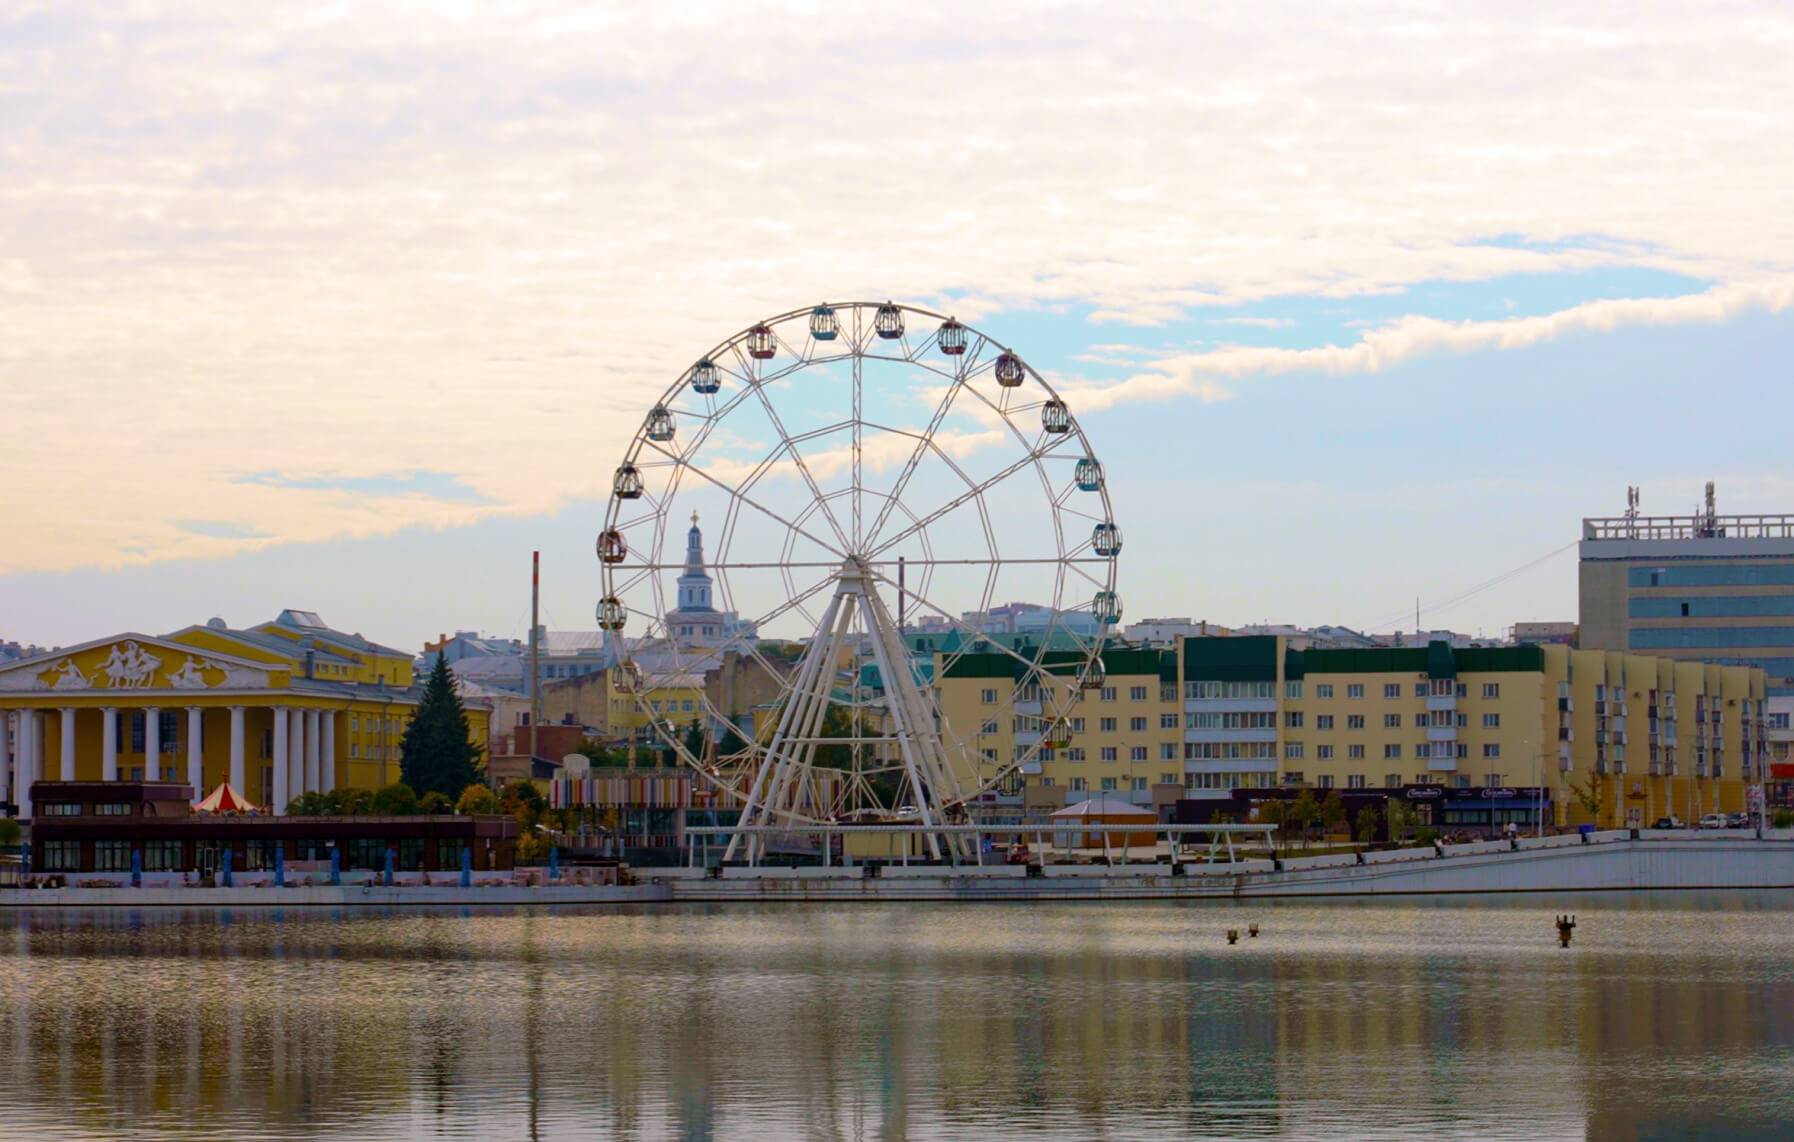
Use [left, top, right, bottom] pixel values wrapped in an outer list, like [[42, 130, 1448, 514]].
[[196, 783, 255, 813]]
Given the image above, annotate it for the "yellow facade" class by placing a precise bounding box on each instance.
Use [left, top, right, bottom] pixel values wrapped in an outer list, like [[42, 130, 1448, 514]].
[[0, 612, 487, 816], [932, 636, 1770, 830]]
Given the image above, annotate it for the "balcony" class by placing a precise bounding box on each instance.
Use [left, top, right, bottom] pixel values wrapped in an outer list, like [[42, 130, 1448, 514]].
[[1427, 695, 1458, 712], [1558, 696, 1573, 713], [1185, 697, 1277, 714], [1559, 727, 1574, 742], [1015, 730, 1042, 746], [1426, 726, 1458, 743], [1015, 699, 1043, 717], [1183, 728, 1278, 745], [1426, 758, 1458, 772]]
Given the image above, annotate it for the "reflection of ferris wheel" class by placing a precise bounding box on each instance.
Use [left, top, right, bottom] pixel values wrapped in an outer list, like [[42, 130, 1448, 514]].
[[597, 301, 1120, 859]]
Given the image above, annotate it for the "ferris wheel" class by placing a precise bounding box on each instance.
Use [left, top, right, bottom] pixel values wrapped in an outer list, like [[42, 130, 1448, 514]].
[[597, 301, 1120, 860]]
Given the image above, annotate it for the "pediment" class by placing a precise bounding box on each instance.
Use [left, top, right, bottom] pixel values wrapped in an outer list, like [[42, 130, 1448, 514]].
[[0, 634, 275, 693]]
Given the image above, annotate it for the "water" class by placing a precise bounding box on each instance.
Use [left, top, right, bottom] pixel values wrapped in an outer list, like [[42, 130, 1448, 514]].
[[1, 895, 1792, 1141]]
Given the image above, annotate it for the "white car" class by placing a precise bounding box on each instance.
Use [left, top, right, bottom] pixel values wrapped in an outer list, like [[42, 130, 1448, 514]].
[[1698, 813, 1728, 830]]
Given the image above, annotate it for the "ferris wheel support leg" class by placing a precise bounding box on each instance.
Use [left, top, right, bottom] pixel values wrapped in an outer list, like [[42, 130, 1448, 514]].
[[759, 590, 856, 833], [856, 578, 958, 862]]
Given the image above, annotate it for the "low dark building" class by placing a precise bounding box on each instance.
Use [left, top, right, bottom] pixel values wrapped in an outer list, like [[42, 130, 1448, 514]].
[[28, 781, 518, 876], [1175, 782, 1553, 839]]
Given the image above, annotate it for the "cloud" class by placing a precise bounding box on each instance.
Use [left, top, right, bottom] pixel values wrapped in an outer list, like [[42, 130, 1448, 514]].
[[1060, 280, 1794, 413], [2, 1, 1793, 571], [1210, 317, 1295, 329]]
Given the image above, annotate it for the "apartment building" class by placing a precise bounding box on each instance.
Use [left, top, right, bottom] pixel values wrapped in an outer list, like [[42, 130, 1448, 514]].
[[937, 635, 1770, 830]]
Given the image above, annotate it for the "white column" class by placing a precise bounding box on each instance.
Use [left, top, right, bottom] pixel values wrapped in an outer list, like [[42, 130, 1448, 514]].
[[287, 708, 305, 796], [17, 709, 34, 819], [59, 707, 75, 782], [321, 711, 337, 795], [304, 709, 321, 795], [102, 707, 119, 782], [186, 707, 204, 798], [228, 706, 246, 794], [1, 712, 12, 806], [144, 706, 160, 781], [271, 706, 289, 814]]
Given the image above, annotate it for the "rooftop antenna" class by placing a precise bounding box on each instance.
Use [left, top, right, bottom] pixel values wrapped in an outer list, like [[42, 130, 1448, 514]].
[[1625, 486, 1639, 537], [1696, 481, 1719, 538]]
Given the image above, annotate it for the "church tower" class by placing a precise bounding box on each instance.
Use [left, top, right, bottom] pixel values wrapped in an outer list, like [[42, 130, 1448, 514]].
[[677, 512, 714, 612]]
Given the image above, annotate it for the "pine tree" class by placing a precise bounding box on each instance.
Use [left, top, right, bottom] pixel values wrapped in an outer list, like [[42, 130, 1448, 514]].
[[400, 654, 484, 800]]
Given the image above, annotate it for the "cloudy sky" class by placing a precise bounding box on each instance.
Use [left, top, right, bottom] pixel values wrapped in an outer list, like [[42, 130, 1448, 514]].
[[3, 0, 1792, 651]]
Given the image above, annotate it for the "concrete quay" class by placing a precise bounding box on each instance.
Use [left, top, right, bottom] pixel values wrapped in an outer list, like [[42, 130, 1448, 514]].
[[4, 831, 1792, 907]]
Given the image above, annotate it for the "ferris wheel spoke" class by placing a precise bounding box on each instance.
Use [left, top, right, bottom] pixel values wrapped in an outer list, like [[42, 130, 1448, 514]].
[[738, 376, 855, 553], [862, 374, 969, 550], [868, 450, 1039, 560], [637, 436, 848, 562]]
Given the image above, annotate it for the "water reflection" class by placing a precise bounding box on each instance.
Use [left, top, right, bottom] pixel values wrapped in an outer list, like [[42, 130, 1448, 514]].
[[1, 895, 1792, 1140]]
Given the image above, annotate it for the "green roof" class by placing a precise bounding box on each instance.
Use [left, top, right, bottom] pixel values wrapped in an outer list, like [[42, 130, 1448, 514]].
[[1294, 641, 1544, 677], [1182, 635, 1280, 682], [940, 647, 1170, 682]]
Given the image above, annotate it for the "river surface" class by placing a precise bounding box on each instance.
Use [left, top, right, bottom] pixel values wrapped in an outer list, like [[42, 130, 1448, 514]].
[[1, 895, 1792, 1141]]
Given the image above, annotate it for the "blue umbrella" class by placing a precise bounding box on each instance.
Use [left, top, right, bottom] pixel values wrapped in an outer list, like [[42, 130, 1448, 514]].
[[459, 846, 472, 888], [383, 846, 395, 887], [329, 846, 341, 886], [274, 846, 285, 888], [221, 847, 233, 888], [130, 848, 141, 888], [549, 846, 559, 881]]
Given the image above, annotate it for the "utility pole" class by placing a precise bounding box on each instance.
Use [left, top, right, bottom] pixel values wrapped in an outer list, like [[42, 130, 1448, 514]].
[[530, 551, 542, 762]]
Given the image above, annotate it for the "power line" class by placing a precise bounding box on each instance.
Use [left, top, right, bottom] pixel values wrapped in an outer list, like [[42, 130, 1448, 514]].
[[1361, 540, 1578, 635]]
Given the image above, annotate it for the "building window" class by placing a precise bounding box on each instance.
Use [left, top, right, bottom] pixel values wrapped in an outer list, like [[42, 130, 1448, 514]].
[[350, 744, 360, 759], [1414, 683, 1428, 697], [1100, 687, 1117, 702], [1160, 686, 1177, 702], [1041, 777, 1056, 788], [1348, 744, 1365, 759], [1384, 713, 1401, 728], [1160, 743, 1177, 760], [1129, 686, 1147, 701], [1286, 681, 1303, 700], [1485, 773, 1505, 787], [1414, 713, 1428, 727], [1384, 744, 1401, 759], [246, 839, 279, 871], [1455, 775, 1472, 789], [980, 719, 998, 735], [1483, 713, 1500, 728], [1099, 717, 1117, 733], [1772, 713, 1791, 730], [41, 841, 81, 871], [1384, 684, 1401, 699], [93, 803, 132, 816], [1317, 715, 1334, 730], [1418, 743, 1431, 759], [1069, 777, 1086, 792], [1385, 773, 1402, 788], [142, 839, 183, 872], [1067, 748, 1085, 762], [1456, 684, 1468, 698], [94, 840, 130, 872], [1456, 712, 1468, 728], [980, 689, 997, 704], [1070, 718, 1086, 733], [1483, 743, 1501, 758], [1482, 683, 1500, 699], [1130, 746, 1147, 761], [1129, 717, 1147, 732], [1160, 773, 1178, 786], [1319, 775, 1334, 789], [1317, 745, 1333, 760], [1456, 743, 1468, 758], [1100, 777, 1118, 791], [1131, 777, 1148, 792], [1160, 714, 1179, 729], [1285, 743, 1304, 759], [1101, 747, 1118, 761], [38, 803, 81, 817], [1185, 681, 1276, 700], [1347, 684, 1364, 699], [1348, 774, 1367, 789], [1283, 771, 1305, 786], [1286, 711, 1304, 728], [1347, 715, 1365, 730], [1316, 684, 1334, 699]]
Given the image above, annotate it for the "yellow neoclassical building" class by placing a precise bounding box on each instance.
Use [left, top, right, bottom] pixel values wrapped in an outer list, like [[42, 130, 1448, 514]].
[[0, 610, 488, 816]]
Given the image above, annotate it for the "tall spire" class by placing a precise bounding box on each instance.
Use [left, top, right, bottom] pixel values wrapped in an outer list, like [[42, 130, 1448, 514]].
[[678, 512, 712, 610]]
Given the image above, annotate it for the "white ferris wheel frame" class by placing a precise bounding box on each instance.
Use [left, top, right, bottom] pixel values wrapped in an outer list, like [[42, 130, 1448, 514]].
[[598, 301, 1121, 859]]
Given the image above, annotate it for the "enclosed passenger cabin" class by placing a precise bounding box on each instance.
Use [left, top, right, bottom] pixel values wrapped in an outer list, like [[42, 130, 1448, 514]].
[[596, 597, 628, 631], [746, 323, 777, 360], [809, 305, 839, 341], [1092, 522, 1121, 557], [645, 405, 675, 442], [613, 464, 644, 500], [1092, 590, 1122, 626], [1077, 657, 1106, 691], [597, 529, 627, 564], [1041, 400, 1070, 434], [938, 318, 968, 356], [690, 359, 721, 394], [995, 352, 1025, 388], [1075, 457, 1103, 492], [874, 303, 904, 340]]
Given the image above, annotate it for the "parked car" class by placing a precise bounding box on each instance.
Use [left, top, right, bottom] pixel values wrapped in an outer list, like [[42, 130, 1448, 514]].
[[1650, 816, 1685, 829], [1727, 812, 1750, 829], [1698, 813, 1728, 830]]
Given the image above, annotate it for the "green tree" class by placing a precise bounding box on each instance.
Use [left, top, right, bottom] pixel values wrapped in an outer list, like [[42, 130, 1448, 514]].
[[456, 784, 497, 815], [1320, 791, 1347, 838], [1288, 789, 1319, 849], [1355, 805, 1382, 845], [0, 818, 21, 847], [682, 720, 707, 762], [500, 780, 545, 824], [369, 782, 421, 816], [717, 720, 750, 758], [286, 790, 331, 816], [399, 654, 484, 800], [419, 791, 451, 815], [1386, 799, 1419, 842]]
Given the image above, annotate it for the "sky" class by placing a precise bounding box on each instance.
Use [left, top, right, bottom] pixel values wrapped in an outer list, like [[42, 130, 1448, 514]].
[[3, 0, 1792, 652]]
